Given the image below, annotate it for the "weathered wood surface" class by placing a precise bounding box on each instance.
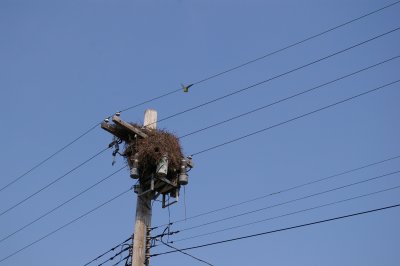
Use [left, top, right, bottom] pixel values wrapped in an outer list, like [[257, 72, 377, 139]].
[[132, 109, 157, 266], [112, 115, 148, 138], [100, 122, 128, 141]]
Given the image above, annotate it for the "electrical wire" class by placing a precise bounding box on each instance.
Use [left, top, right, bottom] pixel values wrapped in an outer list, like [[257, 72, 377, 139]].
[[175, 170, 400, 233], [12, 72, 393, 257], [158, 239, 214, 266], [151, 202, 400, 257], [119, 89, 182, 113], [98, 246, 131, 266], [111, 255, 130, 266], [2, 4, 398, 261], [121, 1, 400, 116], [3, 1, 397, 194], [153, 153, 400, 229], [0, 146, 110, 218], [83, 236, 132, 266], [191, 79, 400, 156], [190, 1, 400, 85], [0, 187, 133, 264], [154, 27, 400, 126], [120, 1, 400, 112], [180, 55, 400, 139], [3, 2, 398, 197], [0, 122, 100, 193], [172, 184, 400, 243], [0, 167, 127, 244]]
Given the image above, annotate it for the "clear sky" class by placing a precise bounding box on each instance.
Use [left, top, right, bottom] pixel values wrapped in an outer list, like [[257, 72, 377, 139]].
[[1, 0, 399, 265]]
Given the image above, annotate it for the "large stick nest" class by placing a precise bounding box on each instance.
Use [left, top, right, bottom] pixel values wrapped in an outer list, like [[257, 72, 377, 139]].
[[123, 124, 183, 180]]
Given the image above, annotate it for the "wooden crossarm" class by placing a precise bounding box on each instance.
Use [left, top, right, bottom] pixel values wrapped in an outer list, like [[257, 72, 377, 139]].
[[100, 122, 129, 141], [112, 115, 148, 138]]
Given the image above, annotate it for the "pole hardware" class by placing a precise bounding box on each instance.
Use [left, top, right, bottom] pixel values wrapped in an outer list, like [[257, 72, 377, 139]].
[[133, 184, 141, 194], [156, 154, 169, 177], [179, 158, 189, 186], [130, 153, 140, 179], [162, 193, 178, 208]]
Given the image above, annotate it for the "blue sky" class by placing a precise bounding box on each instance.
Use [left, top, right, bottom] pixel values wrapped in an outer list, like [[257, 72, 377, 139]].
[[1, 0, 399, 265]]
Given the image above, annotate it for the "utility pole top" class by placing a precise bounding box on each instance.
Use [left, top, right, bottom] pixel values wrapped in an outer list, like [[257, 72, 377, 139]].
[[143, 109, 157, 130], [100, 109, 193, 266]]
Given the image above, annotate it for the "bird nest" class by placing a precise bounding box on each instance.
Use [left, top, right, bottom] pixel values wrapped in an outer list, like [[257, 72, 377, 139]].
[[123, 124, 183, 180]]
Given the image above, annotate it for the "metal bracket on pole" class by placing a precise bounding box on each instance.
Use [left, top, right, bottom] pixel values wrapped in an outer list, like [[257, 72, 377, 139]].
[[153, 191, 161, 200], [138, 177, 155, 197], [162, 193, 178, 208]]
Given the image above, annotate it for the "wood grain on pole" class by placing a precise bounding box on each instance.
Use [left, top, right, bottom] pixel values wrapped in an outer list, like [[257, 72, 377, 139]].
[[143, 109, 157, 130], [132, 109, 157, 266]]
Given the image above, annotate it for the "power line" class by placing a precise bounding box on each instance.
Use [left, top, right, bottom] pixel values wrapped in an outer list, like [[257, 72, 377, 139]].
[[121, 1, 400, 115], [13, 77, 394, 262], [18, 75, 395, 263], [176, 170, 400, 233], [191, 79, 400, 156], [190, 1, 400, 85], [110, 255, 131, 266], [155, 27, 400, 126], [0, 146, 110, 218], [3, 2, 397, 194], [153, 154, 400, 229], [3, 1, 397, 194], [0, 167, 126, 244], [83, 236, 132, 266], [180, 55, 400, 138], [0, 187, 133, 264], [158, 239, 214, 266], [0, 122, 100, 193], [119, 89, 182, 113], [151, 202, 400, 257], [173, 184, 400, 243], [98, 245, 131, 266]]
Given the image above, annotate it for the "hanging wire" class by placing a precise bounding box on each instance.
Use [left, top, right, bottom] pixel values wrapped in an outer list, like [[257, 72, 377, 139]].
[[151, 27, 400, 128], [2, 1, 398, 195], [83, 236, 132, 266], [157, 238, 214, 266], [1, 166, 127, 244], [176, 170, 400, 233], [0, 146, 110, 218], [153, 153, 400, 229], [190, 79, 400, 156], [173, 184, 400, 243], [0, 187, 133, 264], [179, 55, 400, 139], [151, 202, 400, 257]]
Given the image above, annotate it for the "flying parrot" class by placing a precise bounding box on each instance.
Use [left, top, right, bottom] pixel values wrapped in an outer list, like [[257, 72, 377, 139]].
[[181, 83, 193, 93]]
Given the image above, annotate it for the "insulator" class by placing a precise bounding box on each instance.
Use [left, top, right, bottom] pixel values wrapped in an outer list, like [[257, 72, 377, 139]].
[[130, 168, 139, 179], [156, 155, 168, 177], [179, 172, 188, 185], [178, 158, 188, 185], [130, 153, 140, 179], [187, 155, 194, 168]]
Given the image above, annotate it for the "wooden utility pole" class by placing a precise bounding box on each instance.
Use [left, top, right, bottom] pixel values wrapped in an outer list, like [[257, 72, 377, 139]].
[[132, 109, 157, 266], [101, 108, 192, 266]]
